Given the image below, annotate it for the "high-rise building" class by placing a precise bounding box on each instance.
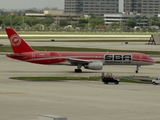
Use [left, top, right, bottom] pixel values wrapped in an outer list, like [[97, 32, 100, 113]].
[[64, 0, 119, 16], [64, 0, 160, 16], [124, 0, 160, 15]]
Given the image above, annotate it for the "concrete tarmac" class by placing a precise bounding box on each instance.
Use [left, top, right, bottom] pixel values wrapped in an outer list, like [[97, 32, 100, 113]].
[[45, 42, 160, 52], [1, 40, 159, 52], [0, 55, 160, 120], [0, 37, 160, 120]]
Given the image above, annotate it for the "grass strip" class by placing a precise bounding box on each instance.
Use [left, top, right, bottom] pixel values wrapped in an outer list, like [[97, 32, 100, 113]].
[[10, 76, 148, 84], [120, 78, 145, 83], [156, 61, 160, 64]]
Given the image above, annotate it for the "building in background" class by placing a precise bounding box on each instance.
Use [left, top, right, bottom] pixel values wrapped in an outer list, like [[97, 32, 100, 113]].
[[64, 0, 160, 16], [25, 10, 81, 24], [124, 0, 160, 15], [104, 13, 154, 26], [64, 0, 120, 16], [25, 0, 160, 28]]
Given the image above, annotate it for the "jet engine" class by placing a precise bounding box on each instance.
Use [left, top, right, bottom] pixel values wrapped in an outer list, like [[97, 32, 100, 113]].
[[84, 62, 103, 70]]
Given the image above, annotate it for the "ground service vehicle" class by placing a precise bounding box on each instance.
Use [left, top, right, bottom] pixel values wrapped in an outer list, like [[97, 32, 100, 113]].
[[102, 73, 119, 84], [102, 77, 119, 84], [152, 77, 160, 85]]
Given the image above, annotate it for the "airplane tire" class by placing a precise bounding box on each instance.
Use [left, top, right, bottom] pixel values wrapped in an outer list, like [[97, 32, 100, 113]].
[[152, 82, 155, 85], [75, 69, 82, 73], [79, 69, 82, 72], [152, 82, 157, 85], [115, 82, 119, 84], [104, 82, 108, 84]]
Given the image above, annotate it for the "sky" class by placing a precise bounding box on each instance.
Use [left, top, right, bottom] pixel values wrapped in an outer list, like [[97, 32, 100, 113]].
[[0, 0, 64, 10]]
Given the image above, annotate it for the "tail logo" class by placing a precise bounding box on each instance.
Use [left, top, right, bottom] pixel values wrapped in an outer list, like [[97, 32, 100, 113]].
[[10, 34, 22, 46]]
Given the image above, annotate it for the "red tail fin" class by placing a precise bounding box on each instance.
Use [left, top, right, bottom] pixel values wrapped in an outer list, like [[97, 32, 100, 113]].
[[5, 28, 35, 53]]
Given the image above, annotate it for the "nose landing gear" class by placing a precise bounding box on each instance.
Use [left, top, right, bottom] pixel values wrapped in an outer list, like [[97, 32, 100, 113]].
[[135, 65, 140, 73]]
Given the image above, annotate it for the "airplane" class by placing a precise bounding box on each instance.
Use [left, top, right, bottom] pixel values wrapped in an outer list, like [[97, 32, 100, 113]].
[[5, 28, 155, 73]]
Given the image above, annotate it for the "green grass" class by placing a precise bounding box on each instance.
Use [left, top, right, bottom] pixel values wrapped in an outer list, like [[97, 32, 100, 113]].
[[10, 76, 148, 84], [1, 45, 160, 55], [120, 78, 145, 83]]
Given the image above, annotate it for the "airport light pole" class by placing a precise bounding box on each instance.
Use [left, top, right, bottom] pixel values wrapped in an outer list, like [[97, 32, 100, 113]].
[[10, 15, 12, 27], [88, 15, 91, 30]]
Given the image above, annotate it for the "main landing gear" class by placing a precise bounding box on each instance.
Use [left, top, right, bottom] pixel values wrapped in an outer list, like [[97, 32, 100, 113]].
[[135, 65, 140, 73], [75, 69, 82, 73], [74, 64, 82, 73]]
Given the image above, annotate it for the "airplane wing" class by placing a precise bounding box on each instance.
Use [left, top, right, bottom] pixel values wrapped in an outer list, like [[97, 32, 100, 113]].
[[67, 58, 92, 65]]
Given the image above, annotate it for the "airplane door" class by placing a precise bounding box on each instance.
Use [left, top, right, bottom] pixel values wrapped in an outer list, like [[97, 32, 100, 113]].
[[32, 53, 35, 59], [57, 53, 62, 60], [139, 55, 143, 61]]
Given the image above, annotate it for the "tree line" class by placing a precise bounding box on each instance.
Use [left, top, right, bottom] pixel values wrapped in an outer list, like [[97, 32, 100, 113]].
[[0, 13, 160, 32], [0, 13, 105, 31]]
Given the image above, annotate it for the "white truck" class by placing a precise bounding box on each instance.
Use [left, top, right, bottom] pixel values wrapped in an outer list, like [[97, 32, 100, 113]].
[[152, 77, 160, 85]]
